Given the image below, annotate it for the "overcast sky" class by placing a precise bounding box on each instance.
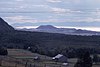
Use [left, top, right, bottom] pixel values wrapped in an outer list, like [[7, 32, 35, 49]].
[[0, 0, 100, 29]]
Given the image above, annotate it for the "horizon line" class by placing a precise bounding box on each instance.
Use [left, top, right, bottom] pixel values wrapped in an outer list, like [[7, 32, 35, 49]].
[[15, 26, 100, 32]]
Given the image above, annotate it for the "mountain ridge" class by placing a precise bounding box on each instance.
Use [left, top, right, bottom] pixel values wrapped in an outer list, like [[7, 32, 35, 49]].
[[0, 17, 14, 32], [19, 25, 100, 36], [36, 25, 57, 29]]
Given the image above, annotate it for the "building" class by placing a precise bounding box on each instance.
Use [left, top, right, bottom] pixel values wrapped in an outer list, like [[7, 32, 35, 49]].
[[52, 54, 68, 63]]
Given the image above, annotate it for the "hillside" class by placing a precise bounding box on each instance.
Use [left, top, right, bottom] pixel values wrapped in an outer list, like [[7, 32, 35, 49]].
[[0, 17, 100, 57], [8, 49, 51, 60], [0, 30, 100, 57], [0, 49, 100, 67], [0, 17, 14, 32]]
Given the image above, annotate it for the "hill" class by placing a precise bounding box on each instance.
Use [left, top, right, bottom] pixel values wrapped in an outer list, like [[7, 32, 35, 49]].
[[0, 17, 14, 32], [37, 25, 57, 29], [0, 49, 77, 67], [0, 49, 100, 67], [0, 17, 100, 57], [19, 25, 100, 36]]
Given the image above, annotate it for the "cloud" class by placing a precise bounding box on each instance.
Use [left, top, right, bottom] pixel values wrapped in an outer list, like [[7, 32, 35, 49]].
[[67, 0, 81, 4], [1, 0, 100, 29], [5, 16, 38, 23], [65, 17, 100, 22], [51, 8, 66, 13], [4, 16, 64, 23], [51, 7, 82, 14], [91, 8, 100, 16], [16, 0, 23, 1], [47, 0, 62, 3]]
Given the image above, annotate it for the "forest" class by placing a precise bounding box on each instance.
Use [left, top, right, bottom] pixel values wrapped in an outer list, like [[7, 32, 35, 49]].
[[0, 30, 100, 57]]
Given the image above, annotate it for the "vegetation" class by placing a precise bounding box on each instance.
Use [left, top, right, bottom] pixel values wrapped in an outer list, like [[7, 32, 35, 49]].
[[0, 17, 100, 58], [0, 16, 100, 67], [0, 49, 99, 67], [0, 46, 8, 55], [0, 30, 100, 58], [93, 54, 100, 64], [74, 51, 92, 67]]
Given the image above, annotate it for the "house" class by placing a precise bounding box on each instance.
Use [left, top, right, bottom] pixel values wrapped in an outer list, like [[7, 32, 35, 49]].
[[34, 56, 40, 60], [52, 54, 68, 63]]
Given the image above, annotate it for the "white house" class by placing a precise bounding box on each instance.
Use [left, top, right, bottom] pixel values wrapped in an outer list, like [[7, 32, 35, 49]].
[[52, 54, 68, 63]]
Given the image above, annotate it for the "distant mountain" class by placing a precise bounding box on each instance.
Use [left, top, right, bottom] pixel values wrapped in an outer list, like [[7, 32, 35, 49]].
[[36, 25, 57, 29], [0, 17, 14, 32], [19, 25, 100, 36]]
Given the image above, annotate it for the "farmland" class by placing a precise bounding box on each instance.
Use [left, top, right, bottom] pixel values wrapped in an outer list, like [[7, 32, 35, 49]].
[[0, 49, 99, 67], [0, 49, 67, 67]]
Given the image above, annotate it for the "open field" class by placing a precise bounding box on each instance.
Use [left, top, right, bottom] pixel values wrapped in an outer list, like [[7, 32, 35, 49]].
[[0, 49, 99, 67]]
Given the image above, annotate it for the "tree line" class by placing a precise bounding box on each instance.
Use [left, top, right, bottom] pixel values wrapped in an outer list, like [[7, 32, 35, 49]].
[[0, 30, 100, 57]]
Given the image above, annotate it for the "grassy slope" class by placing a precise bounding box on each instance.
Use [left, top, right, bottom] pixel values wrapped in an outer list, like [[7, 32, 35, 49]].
[[0, 49, 99, 67]]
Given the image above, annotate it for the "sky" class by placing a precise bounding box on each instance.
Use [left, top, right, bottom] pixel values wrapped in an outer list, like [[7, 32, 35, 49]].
[[1, 0, 100, 31]]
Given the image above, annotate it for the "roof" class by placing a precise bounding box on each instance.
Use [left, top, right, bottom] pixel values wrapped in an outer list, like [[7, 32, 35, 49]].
[[52, 54, 63, 59]]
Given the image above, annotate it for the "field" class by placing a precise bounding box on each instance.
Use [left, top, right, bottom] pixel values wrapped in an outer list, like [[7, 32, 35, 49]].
[[0, 49, 99, 67]]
